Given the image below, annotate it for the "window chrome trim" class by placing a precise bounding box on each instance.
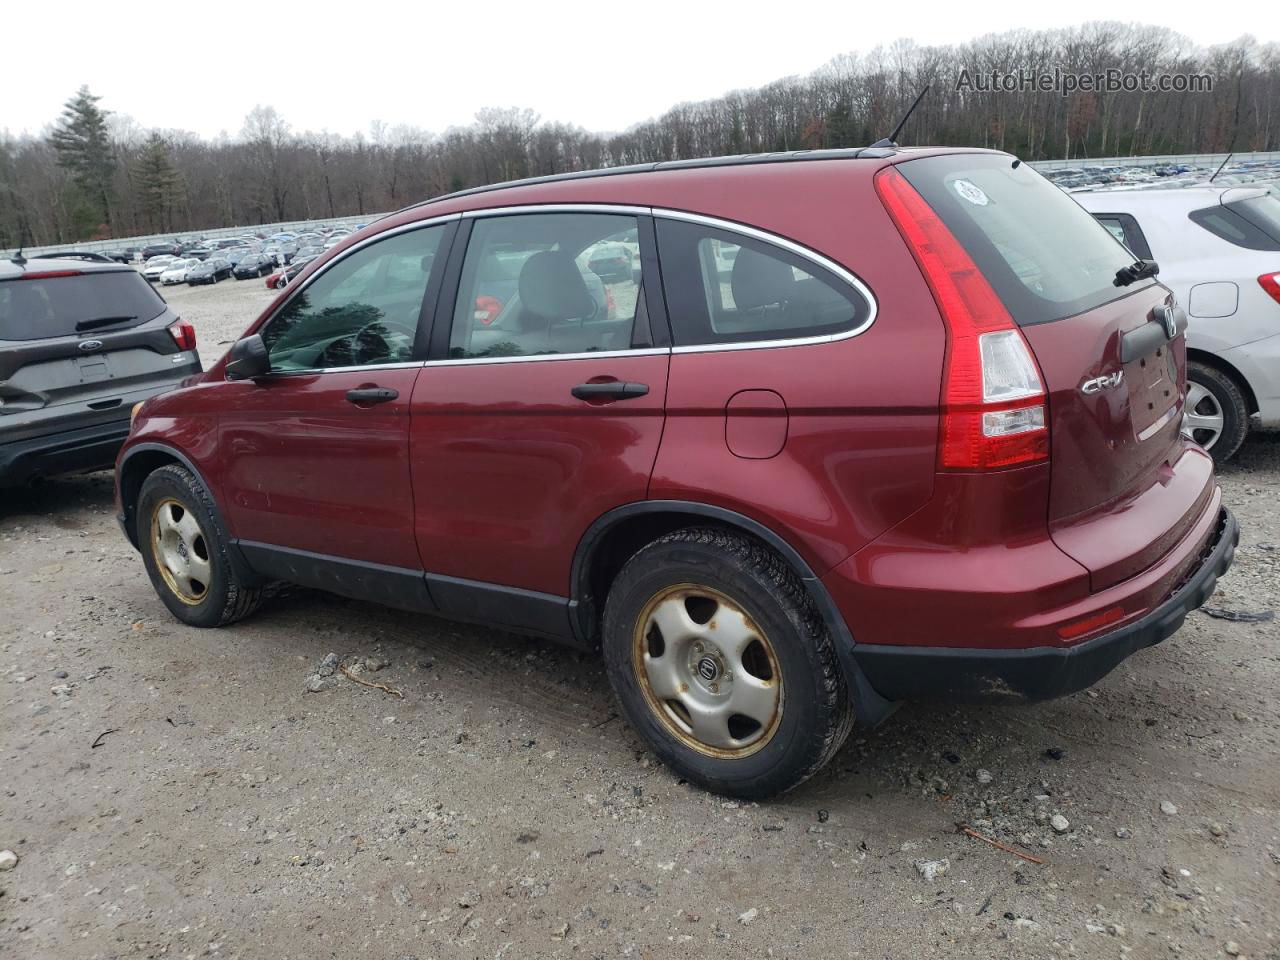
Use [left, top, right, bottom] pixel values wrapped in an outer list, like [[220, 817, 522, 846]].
[[653, 208, 878, 354], [433, 203, 877, 362], [256, 360, 426, 378], [426, 347, 669, 367], [461, 203, 651, 219]]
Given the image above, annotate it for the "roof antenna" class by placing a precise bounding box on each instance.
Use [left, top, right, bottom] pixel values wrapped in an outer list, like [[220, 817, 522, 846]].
[[12, 248, 26, 267], [871, 84, 931, 149], [1208, 151, 1233, 184]]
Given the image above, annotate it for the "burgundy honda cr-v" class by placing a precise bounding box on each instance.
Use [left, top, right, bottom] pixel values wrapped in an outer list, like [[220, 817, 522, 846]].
[[116, 147, 1237, 797]]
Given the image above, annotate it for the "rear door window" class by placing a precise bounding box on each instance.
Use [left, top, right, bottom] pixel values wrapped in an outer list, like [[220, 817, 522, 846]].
[[655, 218, 871, 346], [447, 212, 643, 359], [0, 270, 166, 341], [896, 155, 1140, 326]]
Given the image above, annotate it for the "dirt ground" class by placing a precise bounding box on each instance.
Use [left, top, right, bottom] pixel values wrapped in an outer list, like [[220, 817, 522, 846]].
[[2, 279, 1278, 960]]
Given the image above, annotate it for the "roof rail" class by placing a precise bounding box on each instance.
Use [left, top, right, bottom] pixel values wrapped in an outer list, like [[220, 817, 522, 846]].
[[391, 146, 898, 218]]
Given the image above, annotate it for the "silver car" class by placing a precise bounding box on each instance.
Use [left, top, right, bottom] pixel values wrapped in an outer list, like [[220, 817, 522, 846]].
[[1076, 185, 1280, 460]]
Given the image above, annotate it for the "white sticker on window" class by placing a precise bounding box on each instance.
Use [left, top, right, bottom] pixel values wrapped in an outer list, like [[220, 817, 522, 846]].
[[953, 179, 990, 206]]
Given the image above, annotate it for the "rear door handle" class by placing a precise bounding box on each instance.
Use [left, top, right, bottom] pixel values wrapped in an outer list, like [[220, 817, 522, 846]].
[[346, 386, 399, 405], [571, 381, 649, 401]]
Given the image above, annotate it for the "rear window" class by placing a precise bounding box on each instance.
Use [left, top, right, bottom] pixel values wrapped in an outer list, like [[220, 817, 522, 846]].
[[896, 154, 1140, 326], [1189, 191, 1280, 251], [0, 271, 166, 341]]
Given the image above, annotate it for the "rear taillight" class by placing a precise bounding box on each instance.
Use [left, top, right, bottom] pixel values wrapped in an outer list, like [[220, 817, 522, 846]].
[[168, 319, 196, 351], [874, 167, 1049, 470], [1259, 272, 1280, 306]]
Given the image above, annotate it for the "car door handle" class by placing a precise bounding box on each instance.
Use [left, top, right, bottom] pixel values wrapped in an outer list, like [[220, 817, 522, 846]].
[[571, 381, 649, 401], [346, 386, 399, 405]]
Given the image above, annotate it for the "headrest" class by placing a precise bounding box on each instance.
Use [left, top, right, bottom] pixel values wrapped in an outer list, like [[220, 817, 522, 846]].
[[730, 246, 795, 310], [517, 251, 596, 323]]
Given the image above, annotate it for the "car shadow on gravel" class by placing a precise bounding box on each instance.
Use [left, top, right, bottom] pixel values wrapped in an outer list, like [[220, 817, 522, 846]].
[[0, 470, 116, 523]]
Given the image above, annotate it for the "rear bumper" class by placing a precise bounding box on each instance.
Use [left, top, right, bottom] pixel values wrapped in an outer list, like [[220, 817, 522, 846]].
[[851, 507, 1238, 703], [0, 419, 133, 486]]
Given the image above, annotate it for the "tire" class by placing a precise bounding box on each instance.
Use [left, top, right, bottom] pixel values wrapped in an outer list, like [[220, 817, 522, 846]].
[[136, 464, 264, 628], [1186, 361, 1249, 462], [602, 527, 854, 798]]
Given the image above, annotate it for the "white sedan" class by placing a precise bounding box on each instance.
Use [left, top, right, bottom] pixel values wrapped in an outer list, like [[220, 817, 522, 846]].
[[159, 258, 200, 285], [141, 256, 177, 280]]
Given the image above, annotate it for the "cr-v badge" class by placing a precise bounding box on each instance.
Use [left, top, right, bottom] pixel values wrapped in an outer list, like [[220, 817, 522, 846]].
[[1081, 371, 1124, 394]]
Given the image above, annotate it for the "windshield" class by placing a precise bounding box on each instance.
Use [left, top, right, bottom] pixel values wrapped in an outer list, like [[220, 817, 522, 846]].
[[0, 271, 165, 341], [896, 154, 1141, 326]]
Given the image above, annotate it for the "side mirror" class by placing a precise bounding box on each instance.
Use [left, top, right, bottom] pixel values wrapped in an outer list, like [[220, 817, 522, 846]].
[[224, 334, 270, 381]]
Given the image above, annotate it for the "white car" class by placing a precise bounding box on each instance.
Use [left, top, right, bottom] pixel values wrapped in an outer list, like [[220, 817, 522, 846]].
[[141, 256, 177, 280], [1076, 185, 1280, 460], [159, 258, 199, 285]]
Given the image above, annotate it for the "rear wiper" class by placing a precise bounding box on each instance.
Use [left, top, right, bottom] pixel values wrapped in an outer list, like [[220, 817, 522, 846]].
[[1114, 259, 1159, 287], [75, 314, 137, 332]]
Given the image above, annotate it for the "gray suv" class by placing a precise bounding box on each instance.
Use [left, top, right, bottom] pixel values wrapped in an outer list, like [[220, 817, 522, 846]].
[[0, 255, 202, 486]]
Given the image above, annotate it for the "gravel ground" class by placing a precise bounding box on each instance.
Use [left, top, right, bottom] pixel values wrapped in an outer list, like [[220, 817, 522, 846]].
[[2, 280, 1278, 959]]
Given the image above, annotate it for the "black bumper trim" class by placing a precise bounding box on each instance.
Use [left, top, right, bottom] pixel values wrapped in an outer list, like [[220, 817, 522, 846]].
[[852, 507, 1238, 704], [0, 420, 132, 487]]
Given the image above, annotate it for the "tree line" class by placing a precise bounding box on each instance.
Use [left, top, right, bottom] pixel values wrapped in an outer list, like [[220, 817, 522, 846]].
[[2, 21, 1278, 249]]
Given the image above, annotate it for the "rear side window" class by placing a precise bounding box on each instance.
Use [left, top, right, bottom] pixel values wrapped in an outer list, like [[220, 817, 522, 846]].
[[655, 218, 870, 346], [896, 155, 1139, 326], [1189, 193, 1280, 251], [0, 270, 165, 341]]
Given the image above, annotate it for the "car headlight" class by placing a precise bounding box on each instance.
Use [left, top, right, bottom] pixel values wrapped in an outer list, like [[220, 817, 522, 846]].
[[130, 401, 144, 424]]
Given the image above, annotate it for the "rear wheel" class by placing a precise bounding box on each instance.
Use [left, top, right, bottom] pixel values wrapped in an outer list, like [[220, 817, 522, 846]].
[[1185, 361, 1249, 461], [137, 465, 263, 627], [602, 528, 853, 798]]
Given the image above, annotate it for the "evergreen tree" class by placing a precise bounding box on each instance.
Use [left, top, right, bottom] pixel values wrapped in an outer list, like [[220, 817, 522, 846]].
[[49, 86, 115, 233], [136, 133, 181, 231]]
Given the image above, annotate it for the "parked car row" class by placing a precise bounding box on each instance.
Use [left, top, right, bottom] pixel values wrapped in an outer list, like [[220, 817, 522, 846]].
[[91, 222, 368, 270], [111, 146, 1239, 799]]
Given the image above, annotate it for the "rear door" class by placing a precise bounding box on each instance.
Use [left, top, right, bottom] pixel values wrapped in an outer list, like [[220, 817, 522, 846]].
[[0, 267, 197, 444], [897, 155, 1210, 591], [409, 209, 669, 624]]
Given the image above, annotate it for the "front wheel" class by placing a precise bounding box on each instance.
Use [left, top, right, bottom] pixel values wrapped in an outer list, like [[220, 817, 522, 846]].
[[602, 528, 853, 798], [137, 465, 264, 627], [1185, 361, 1249, 461]]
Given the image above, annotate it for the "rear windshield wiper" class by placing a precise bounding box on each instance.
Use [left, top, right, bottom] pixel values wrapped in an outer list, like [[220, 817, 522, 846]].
[[1114, 259, 1159, 287], [74, 314, 137, 332]]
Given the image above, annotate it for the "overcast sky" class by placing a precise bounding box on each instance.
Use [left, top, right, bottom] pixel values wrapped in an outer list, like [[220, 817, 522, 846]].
[[6, 0, 1272, 141]]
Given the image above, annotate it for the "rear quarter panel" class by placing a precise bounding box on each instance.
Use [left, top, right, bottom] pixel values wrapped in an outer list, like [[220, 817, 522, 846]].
[[644, 164, 945, 575]]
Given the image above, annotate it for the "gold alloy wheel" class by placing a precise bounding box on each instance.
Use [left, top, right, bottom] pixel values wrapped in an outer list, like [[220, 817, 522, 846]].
[[632, 584, 783, 758], [149, 497, 211, 605]]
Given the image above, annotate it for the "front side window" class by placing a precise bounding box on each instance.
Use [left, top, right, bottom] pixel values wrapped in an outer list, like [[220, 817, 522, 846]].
[[260, 225, 444, 371], [449, 212, 642, 359], [655, 218, 869, 346]]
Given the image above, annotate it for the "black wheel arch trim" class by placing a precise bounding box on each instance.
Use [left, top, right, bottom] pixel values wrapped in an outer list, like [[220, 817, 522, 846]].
[[114, 443, 264, 584], [571, 500, 898, 727]]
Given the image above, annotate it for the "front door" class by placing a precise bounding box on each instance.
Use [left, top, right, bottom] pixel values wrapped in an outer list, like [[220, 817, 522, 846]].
[[409, 210, 669, 628], [218, 222, 452, 574]]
